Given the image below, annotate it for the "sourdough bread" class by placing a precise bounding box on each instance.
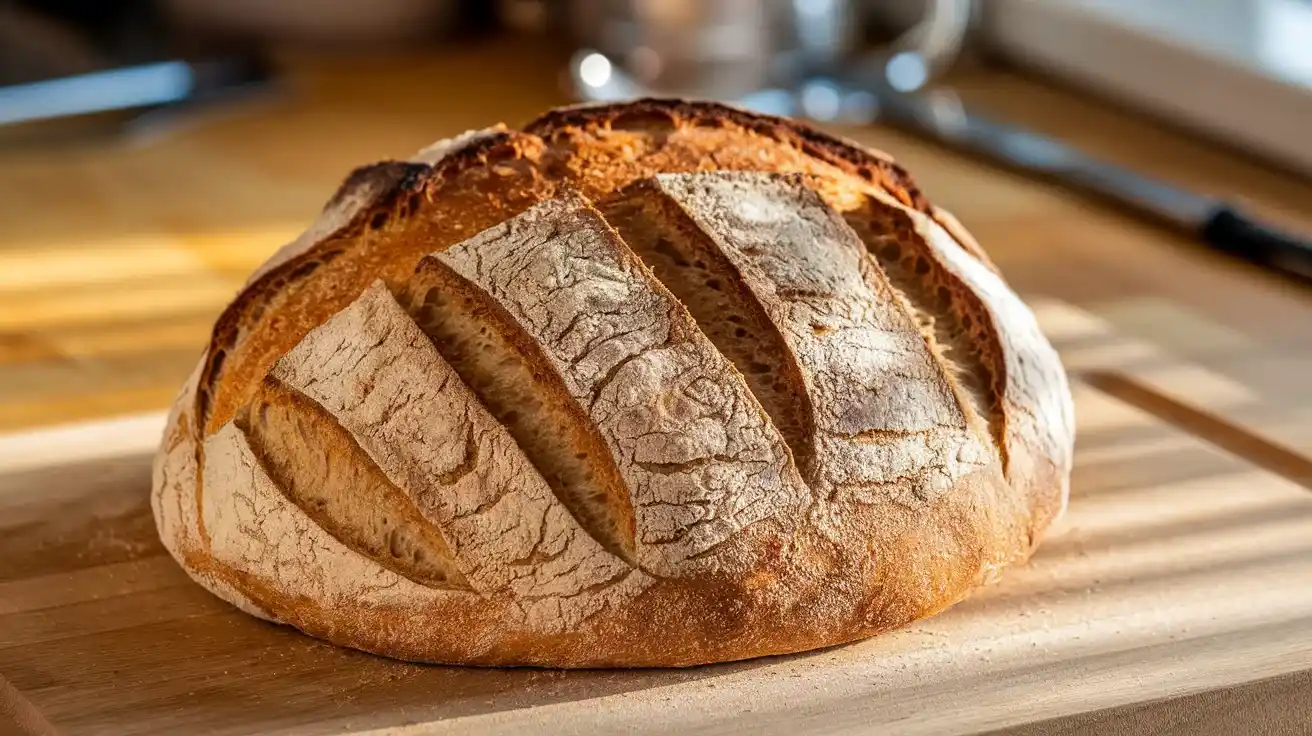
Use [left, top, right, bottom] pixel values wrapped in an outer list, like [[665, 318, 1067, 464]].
[[152, 98, 1075, 667]]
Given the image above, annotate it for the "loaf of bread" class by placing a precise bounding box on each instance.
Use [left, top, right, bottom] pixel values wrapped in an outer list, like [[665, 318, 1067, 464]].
[[152, 99, 1074, 668]]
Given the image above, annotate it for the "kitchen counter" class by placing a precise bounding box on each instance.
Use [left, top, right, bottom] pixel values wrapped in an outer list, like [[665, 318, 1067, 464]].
[[2, 37, 1311, 735]]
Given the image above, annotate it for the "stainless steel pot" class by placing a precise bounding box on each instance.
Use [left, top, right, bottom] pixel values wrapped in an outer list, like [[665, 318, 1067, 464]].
[[565, 0, 973, 98]]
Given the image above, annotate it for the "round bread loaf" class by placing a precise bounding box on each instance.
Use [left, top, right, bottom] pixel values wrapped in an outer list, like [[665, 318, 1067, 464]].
[[152, 99, 1075, 668]]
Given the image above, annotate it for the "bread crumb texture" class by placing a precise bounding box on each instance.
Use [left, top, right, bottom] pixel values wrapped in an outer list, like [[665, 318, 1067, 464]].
[[151, 99, 1074, 667]]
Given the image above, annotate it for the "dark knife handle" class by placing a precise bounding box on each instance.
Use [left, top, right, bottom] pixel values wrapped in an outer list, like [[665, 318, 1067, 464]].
[[1200, 206, 1312, 286]]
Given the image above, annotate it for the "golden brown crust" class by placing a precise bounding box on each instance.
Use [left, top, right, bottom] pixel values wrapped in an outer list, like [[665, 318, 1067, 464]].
[[155, 99, 1074, 668], [523, 98, 929, 209], [196, 100, 966, 435], [199, 132, 545, 434]]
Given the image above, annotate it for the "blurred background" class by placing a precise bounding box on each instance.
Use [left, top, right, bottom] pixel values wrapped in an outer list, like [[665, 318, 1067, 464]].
[[1, 0, 1310, 431]]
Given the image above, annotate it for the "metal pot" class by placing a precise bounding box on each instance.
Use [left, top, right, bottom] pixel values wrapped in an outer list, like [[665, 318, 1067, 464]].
[[564, 0, 974, 98], [566, 0, 857, 98]]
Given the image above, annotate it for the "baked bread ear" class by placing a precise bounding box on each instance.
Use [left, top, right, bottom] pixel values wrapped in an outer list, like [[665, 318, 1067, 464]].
[[152, 99, 1074, 668]]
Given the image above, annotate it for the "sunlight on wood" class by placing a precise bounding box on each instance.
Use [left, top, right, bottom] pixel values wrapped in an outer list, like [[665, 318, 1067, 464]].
[[0, 277, 240, 332], [1099, 296, 1255, 356], [0, 412, 165, 476]]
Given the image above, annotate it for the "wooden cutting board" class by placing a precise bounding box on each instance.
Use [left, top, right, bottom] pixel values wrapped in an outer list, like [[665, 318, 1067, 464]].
[[2, 298, 1310, 736]]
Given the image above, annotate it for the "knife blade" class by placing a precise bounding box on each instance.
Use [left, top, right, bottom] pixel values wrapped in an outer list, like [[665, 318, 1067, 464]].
[[854, 83, 1312, 287]]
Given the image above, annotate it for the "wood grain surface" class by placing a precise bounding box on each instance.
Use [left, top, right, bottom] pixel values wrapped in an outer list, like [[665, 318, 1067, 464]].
[[2, 36, 1312, 735], [2, 300, 1311, 735]]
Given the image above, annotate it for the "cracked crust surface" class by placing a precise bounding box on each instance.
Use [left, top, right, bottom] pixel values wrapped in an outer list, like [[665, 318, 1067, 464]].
[[264, 282, 653, 630], [430, 195, 809, 577], [152, 98, 1074, 667], [618, 172, 991, 509]]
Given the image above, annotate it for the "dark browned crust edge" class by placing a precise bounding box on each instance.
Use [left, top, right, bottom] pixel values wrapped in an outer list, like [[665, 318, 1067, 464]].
[[527, 99, 1002, 271], [524, 98, 930, 212], [195, 131, 527, 431]]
